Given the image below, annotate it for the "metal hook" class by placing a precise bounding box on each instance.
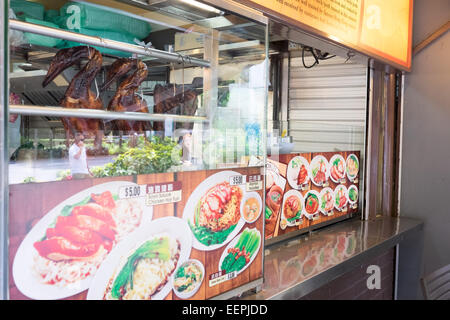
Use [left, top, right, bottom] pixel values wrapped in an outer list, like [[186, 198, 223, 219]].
[[345, 51, 355, 63]]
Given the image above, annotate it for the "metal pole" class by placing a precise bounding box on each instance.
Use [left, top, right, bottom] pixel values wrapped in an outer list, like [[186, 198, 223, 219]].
[[0, 0, 9, 300], [9, 19, 211, 68], [9, 104, 208, 123]]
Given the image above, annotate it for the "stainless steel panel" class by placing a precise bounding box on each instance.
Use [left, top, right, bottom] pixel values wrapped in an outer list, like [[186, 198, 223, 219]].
[[241, 216, 423, 300]]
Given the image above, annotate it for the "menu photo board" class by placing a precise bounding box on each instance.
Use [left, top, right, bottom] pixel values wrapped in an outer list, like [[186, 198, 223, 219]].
[[8, 167, 264, 300], [265, 151, 360, 241]]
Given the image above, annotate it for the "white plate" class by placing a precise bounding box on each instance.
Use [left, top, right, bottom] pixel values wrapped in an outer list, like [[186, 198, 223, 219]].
[[319, 187, 335, 216], [279, 257, 303, 287], [218, 227, 261, 277], [347, 185, 359, 204], [329, 154, 346, 184], [12, 181, 152, 300], [303, 190, 321, 219], [241, 192, 262, 224], [334, 185, 348, 211], [172, 259, 205, 299], [286, 156, 310, 189], [182, 171, 246, 251], [281, 189, 304, 227], [346, 153, 360, 182], [310, 155, 330, 187], [86, 216, 192, 300]]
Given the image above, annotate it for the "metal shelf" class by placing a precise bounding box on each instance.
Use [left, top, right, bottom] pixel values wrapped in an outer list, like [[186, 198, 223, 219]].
[[10, 105, 208, 124], [9, 19, 211, 68]]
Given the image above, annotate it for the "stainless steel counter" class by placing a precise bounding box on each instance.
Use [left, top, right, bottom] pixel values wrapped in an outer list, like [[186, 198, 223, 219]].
[[242, 216, 424, 300]]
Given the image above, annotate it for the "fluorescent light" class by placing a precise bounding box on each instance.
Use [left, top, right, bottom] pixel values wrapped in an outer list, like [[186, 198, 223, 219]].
[[179, 0, 223, 14]]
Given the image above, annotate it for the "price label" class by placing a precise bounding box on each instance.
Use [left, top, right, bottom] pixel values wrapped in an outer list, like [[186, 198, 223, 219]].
[[209, 271, 237, 287], [300, 184, 310, 191], [146, 190, 182, 206], [230, 175, 246, 186], [118, 185, 146, 199]]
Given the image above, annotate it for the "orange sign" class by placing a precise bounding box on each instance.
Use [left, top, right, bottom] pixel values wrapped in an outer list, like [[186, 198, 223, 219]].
[[245, 0, 413, 70]]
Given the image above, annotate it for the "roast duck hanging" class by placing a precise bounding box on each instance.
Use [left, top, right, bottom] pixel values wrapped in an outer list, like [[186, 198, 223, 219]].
[[100, 58, 152, 145], [153, 83, 199, 133], [42, 46, 104, 152]]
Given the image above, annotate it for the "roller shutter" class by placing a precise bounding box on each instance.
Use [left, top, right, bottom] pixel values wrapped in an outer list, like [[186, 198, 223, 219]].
[[288, 55, 368, 153]]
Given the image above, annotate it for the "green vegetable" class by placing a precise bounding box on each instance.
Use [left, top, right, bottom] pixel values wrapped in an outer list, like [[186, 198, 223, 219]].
[[333, 158, 341, 167], [111, 237, 171, 299], [286, 210, 301, 222], [220, 229, 261, 273], [321, 196, 326, 211], [189, 221, 237, 246], [349, 188, 358, 201], [265, 206, 273, 220], [91, 136, 181, 177]]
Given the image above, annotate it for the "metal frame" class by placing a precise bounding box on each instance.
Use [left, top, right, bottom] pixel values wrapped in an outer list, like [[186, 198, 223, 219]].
[[202, 0, 268, 25], [9, 104, 208, 123], [0, 0, 8, 301], [2, 0, 270, 301], [9, 19, 211, 68], [243, 216, 423, 300]]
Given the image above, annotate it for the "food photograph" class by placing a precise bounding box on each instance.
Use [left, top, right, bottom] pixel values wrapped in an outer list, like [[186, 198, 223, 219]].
[[9, 167, 264, 300]]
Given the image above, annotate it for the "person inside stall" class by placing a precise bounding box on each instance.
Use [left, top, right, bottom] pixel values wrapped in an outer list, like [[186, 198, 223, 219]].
[[69, 132, 92, 179]]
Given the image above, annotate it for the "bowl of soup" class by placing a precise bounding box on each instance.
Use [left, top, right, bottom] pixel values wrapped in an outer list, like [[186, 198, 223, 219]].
[[241, 192, 262, 223]]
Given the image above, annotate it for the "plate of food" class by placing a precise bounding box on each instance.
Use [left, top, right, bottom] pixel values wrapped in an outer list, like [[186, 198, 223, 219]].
[[301, 253, 318, 278], [334, 185, 348, 211], [12, 181, 151, 300], [286, 156, 310, 190], [319, 187, 335, 216], [218, 227, 261, 277], [87, 216, 191, 300], [241, 192, 262, 224], [310, 155, 330, 187], [346, 153, 359, 182], [183, 171, 246, 251], [348, 185, 359, 206], [329, 154, 346, 184], [173, 259, 205, 299], [279, 257, 302, 287], [303, 190, 321, 219], [281, 189, 304, 228]]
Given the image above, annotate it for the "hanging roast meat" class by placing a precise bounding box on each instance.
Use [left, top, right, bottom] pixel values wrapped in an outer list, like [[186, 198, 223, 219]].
[[42, 46, 104, 151], [153, 83, 198, 132]]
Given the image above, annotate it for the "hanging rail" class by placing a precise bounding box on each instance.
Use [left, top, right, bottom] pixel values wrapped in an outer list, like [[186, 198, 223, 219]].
[[9, 105, 208, 123], [9, 19, 211, 68]]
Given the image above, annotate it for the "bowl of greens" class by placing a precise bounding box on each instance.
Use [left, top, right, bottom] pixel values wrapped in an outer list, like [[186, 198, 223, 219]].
[[173, 259, 205, 299]]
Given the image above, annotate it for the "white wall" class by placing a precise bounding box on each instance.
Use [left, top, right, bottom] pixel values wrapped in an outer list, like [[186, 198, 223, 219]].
[[400, 0, 450, 285]]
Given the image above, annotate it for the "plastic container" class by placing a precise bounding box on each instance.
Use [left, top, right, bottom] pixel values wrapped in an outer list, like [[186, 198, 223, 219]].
[[58, 2, 151, 39], [59, 27, 135, 57], [10, 0, 45, 20], [22, 17, 65, 48]]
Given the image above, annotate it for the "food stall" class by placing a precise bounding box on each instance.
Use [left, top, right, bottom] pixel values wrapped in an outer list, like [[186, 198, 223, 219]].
[[238, 0, 423, 300], [1, 0, 269, 300]]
